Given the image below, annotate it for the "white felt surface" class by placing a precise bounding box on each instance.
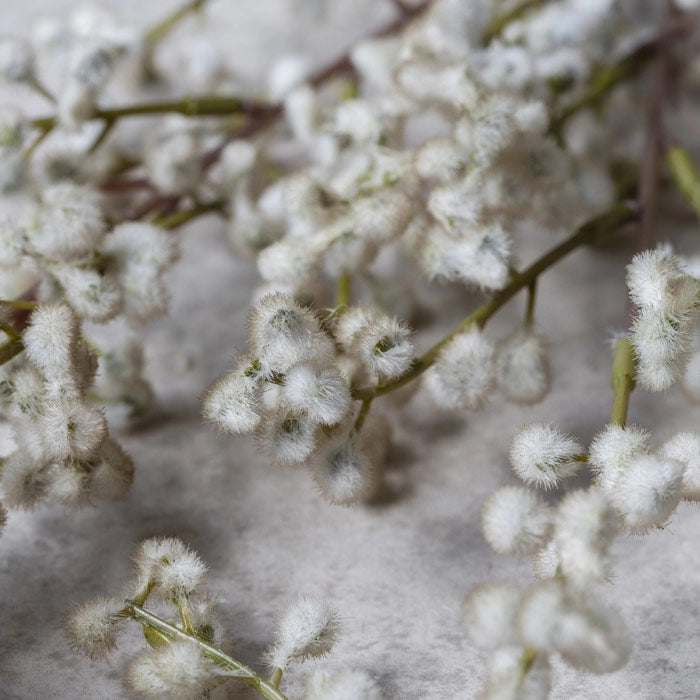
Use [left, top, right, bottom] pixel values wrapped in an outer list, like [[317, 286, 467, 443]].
[[1, 2, 699, 699]]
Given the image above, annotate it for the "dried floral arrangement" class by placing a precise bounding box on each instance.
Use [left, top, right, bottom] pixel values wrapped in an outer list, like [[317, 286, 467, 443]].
[[0, 0, 699, 698]]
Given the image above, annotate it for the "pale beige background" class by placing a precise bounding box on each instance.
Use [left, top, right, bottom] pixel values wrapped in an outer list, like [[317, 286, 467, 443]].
[[0, 2, 699, 698]]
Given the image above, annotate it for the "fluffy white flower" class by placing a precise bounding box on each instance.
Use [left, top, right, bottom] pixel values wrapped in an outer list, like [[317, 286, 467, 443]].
[[257, 407, 317, 465], [126, 641, 217, 699], [0, 450, 50, 509], [0, 36, 34, 82], [481, 486, 552, 557], [64, 595, 124, 660], [39, 398, 107, 461], [22, 304, 79, 380], [415, 136, 466, 183], [145, 125, 203, 195], [553, 488, 618, 587], [282, 363, 351, 426], [588, 424, 650, 496], [349, 190, 412, 244], [304, 668, 383, 700], [335, 306, 413, 381], [427, 329, 495, 410], [202, 355, 263, 434], [311, 436, 382, 505], [509, 424, 583, 489], [607, 454, 683, 533], [267, 54, 309, 102], [134, 537, 207, 599], [28, 184, 106, 260], [50, 263, 122, 322], [266, 596, 341, 669], [462, 582, 521, 650], [659, 432, 700, 501], [532, 540, 561, 581], [479, 646, 550, 700], [88, 438, 135, 501], [248, 293, 334, 376], [518, 581, 631, 673], [495, 329, 550, 404]]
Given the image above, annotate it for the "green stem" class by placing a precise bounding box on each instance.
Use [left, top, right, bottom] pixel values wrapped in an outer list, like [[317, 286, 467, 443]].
[[352, 398, 372, 435], [31, 96, 275, 132], [666, 144, 700, 222], [154, 200, 225, 229], [335, 271, 351, 310], [0, 299, 38, 310], [123, 601, 288, 700], [525, 279, 537, 326], [351, 202, 637, 401], [0, 321, 20, 342], [0, 338, 24, 366], [23, 125, 52, 161], [88, 118, 116, 154], [609, 337, 636, 427], [27, 76, 56, 104], [481, 0, 547, 46], [269, 668, 283, 690], [144, 0, 209, 48], [549, 41, 658, 137]]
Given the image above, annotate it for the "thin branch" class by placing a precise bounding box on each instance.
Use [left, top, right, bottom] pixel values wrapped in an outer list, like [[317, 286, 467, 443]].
[[352, 202, 638, 401], [666, 143, 700, 221], [481, 0, 548, 46], [609, 337, 636, 426]]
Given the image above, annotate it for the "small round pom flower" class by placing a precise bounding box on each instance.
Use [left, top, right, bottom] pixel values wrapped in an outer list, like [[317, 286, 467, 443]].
[[518, 580, 631, 673], [0, 451, 50, 509], [266, 596, 341, 670], [659, 432, 700, 501], [39, 399, 107, 461], [588, 423, 650, 496], [480, 646, 551, 700], [495, 328, 550, 404], [335, 306, 414, 381], [282, 363, 351, 426], [29, 183, 106, 260], [64, 595, 124, 660], [248, 293, 334, 376], [0, 36, 35, 82], [202, 355, 263, 435], [311, 437, 382, 505], [126, 640, 218, 699], [462, 581, 521, 650], [607, 454, 683, 534], [305, 668, 384, 700], [257, 407, 317, 465], [426, 328, 495, 410], [481, 486, 552, 557], [509, 423, 583, 489], [22, 304, 79, 380], [553, 488, 618, 587], [50, 263, 122, 322], [133, 537, 207, 600]]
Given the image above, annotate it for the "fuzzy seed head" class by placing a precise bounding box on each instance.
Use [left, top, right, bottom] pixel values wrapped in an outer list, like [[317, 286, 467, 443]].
[[202, 355, 263, 435], [126, 641, 217, 699], [588, 424, 650, 495], [23, 304, 79, 380], [0, 450, 50, 509], [257, 407, 317, 465], [659, 432, 700, 501], [462, 581, 522, 650], [428, 329, 495, 410], [607, 454, 683, 534], [509, 423, 583, 489], [50, 263, 122, 322], [266, 596, 341, 669], [64, 595, 124, 660], [495, 329, 550, 404], [39, 399, 107, 462], [282, 364, 351, 426]]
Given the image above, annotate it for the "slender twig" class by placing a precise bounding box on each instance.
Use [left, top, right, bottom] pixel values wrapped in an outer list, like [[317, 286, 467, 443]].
[[0, 338, 24, 366], [143, 0, 210, 48], [524, 279, 537, 326], [352, 202, 638, 400], [154, 200, 226, 229], [122, 600, 289, 700], [666, 143, 700, 221], [335, 271, 351, 310], [481, 0, 548, 46], [609, 337, 636, 427]]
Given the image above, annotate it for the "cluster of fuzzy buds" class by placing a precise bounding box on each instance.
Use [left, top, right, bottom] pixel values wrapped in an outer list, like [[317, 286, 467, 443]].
[[203, 292, 396, 505], [462, 577, 630, 699], [0, 184, 178, 324], [0, 305, 133, 512], [627, 247, 700, 391], [66, 536, 380, 699]]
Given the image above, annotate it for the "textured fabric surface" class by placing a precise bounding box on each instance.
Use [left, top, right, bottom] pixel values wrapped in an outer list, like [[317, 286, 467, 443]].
[[1, 2, 699, 699]]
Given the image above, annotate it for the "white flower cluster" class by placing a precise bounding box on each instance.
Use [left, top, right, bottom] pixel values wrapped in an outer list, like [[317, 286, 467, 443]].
[[0, 304, 133, 510], [472, 414, 699, 694], [203, 292, 398, 504], [627, 247, 700, 391], [0, 184, 178, 324], [66, 536, 380, 699]]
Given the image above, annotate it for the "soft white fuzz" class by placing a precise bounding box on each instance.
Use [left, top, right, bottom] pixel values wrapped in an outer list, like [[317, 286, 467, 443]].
[[64, 595, 124, 660], [266, 595, 341, 669], [256, 407, 317, 465], [304, 668, 384, 700], [509, 423, 583, 489], [481, 486, 552, 557], [659, 432, 700, 501], [495, 329, 550, 404], [282, 363, 351, 426], [462, 581, 521, 649]]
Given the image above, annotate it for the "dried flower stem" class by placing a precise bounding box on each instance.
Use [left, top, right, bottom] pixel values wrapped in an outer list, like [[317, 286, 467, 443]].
[[143, 0, 210, 49], [481, 0, 547, 46], [352, 201, 638, 401], [122, 599, 289, 700]]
